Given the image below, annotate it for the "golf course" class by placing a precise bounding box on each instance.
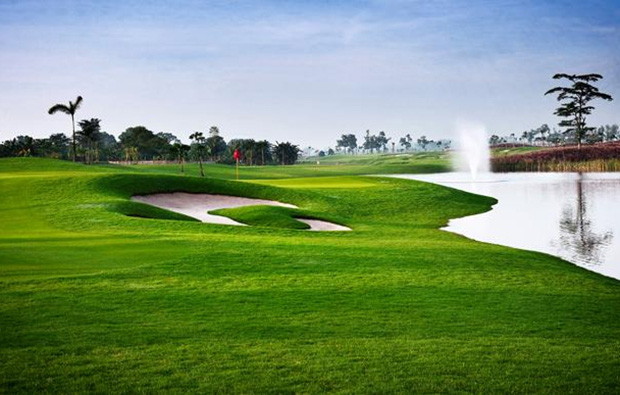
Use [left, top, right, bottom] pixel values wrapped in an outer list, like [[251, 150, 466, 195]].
[[1, 156, 619, 393]]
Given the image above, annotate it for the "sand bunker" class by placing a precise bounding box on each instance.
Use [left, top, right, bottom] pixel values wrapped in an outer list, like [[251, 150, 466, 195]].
[[296, 218, 351, 232], [131, 193, 351, 231]]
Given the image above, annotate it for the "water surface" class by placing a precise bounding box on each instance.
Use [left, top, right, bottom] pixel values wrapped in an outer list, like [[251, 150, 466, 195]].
[[392, 172, 620, 280]]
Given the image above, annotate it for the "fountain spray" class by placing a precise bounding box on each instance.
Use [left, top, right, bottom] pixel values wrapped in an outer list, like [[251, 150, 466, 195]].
[[454, 121, 490, 180]]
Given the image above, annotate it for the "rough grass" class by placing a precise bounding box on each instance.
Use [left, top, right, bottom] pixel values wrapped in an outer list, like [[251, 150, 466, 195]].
[[1, 157, 619, 393]]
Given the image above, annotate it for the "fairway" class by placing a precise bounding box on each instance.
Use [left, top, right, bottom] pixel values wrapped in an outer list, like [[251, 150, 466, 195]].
[[1, 158, 620, 393]]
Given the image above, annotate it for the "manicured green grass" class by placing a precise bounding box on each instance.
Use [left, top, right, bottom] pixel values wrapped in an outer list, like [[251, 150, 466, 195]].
[[211, 206, 311, 230], [1, 157, 619, 393], [491, 146, 547, 156], [130, 151, 451, 179]]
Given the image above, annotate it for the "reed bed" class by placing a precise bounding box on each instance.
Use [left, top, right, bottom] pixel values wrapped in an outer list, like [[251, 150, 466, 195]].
[[492, 142, 620, 172]]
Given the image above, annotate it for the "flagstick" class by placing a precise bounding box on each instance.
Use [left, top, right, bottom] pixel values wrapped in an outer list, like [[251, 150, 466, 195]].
[[236, 158, 239, 180]]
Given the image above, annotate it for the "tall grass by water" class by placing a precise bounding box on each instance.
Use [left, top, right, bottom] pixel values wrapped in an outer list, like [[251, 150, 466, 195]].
[[492, 142, 620, 172]]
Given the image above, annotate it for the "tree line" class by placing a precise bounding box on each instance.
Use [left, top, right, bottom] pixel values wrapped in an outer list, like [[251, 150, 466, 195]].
[[1, 96, 301, 167], [335, 130, 451, 154], [0, 124, 301, 166], [488, 123, 620, 147]]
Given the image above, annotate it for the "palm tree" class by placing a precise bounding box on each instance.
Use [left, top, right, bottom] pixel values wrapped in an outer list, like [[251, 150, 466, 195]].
[[48, 96, 83, 162], [172, 142, 190, 173], [255, 140, 271, 165]]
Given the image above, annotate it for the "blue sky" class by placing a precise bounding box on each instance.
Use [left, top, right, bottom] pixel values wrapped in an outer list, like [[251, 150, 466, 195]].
[[1, 0, 618, 147]]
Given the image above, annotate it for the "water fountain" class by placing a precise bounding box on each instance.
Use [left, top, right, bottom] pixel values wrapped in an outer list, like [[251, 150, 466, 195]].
[[454, 122, 490, 180]]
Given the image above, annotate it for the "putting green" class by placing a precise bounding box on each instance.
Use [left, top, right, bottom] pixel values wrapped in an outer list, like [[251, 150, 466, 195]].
[[1, 157, 619, 393]]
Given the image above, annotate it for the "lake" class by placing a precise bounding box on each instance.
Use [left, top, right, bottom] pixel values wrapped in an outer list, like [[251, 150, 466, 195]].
[[392, 172, 620, 280]]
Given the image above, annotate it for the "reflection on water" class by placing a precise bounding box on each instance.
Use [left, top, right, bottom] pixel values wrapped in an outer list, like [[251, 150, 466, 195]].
[[389, 172, 620, 280], [557, 175, 613, 267]]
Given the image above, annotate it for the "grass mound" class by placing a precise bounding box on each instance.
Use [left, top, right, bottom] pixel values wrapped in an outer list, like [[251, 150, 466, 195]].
[[211, 206, 311, 229]]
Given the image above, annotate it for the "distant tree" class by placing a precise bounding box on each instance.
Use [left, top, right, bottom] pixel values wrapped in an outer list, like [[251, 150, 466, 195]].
[[36, 133, 70, 159], [189, 132, 207, 177], [224, 139, 243, 164], [208, 126, 220, 138], [318, 150, 326, 157], [47, 95, 83, 162], [507, 133, 517, 146], [156, 132, 179, 148], [98, 132, 120, 161], [376, 131, 390, 152], [172, 142, 190, 173], [362, 130, 382, 153], [537, 124, 550, 144], [254, 140, 272, 165], [206, 133, 227, 162], [417, 135, 429, 151], [0, 139, 12, 157], [123, 147, 139, 163], [440, 139, 452, 150], [119, 126, 171, 160], [273, 142, 300, 165], [399, 134, 413, 151], [77, 118, 101, 164], [545, 73, 613, 149], [363, 130, 373, 153], [521, 130, 536, 144], [328, 148, 335, 155], [602, 124, 619, 142], [4, 135, 36, 157], [547, 128, 564, 146], [489, 135, 501, 145], [336, 134, 357, 154], [240, 139, 257, 166]]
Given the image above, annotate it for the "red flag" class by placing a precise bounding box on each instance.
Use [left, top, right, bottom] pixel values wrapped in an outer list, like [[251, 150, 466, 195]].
[[233, 149, 240, 161]]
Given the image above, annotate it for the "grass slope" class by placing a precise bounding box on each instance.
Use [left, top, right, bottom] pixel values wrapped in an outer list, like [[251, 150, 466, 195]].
[[1, 158, 619, 393]]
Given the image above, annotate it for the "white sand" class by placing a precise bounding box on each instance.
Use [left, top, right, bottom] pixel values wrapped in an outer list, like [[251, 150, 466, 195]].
[[296, 218, 351, 232], [132, 192, 297, 226], [131, 192, 351, 231]]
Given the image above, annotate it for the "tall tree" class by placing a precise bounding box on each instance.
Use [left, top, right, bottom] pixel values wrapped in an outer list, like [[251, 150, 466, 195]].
[[206, 134, 227, 162], [417, 135, 429, 151], [255, 140, 272, 165], [36, 133, 70, 159], [545, 73, 613, 149], [376, 131, 390, 152], [98, 132, 121, 161], [363, 130, 380, 153], [536, 124, 550, 145], [399, 134, 413, 151], [241, 139, 257, 166], [47, 95, 83, 162], [336, 134, 357, 154], [208, 126, 220, 138], [119, 126, 171, 160], [189, 132, 207, 177], [273, 142, 300, 165], [77, 118, 101, 164], [172, 142, 190, 173]]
